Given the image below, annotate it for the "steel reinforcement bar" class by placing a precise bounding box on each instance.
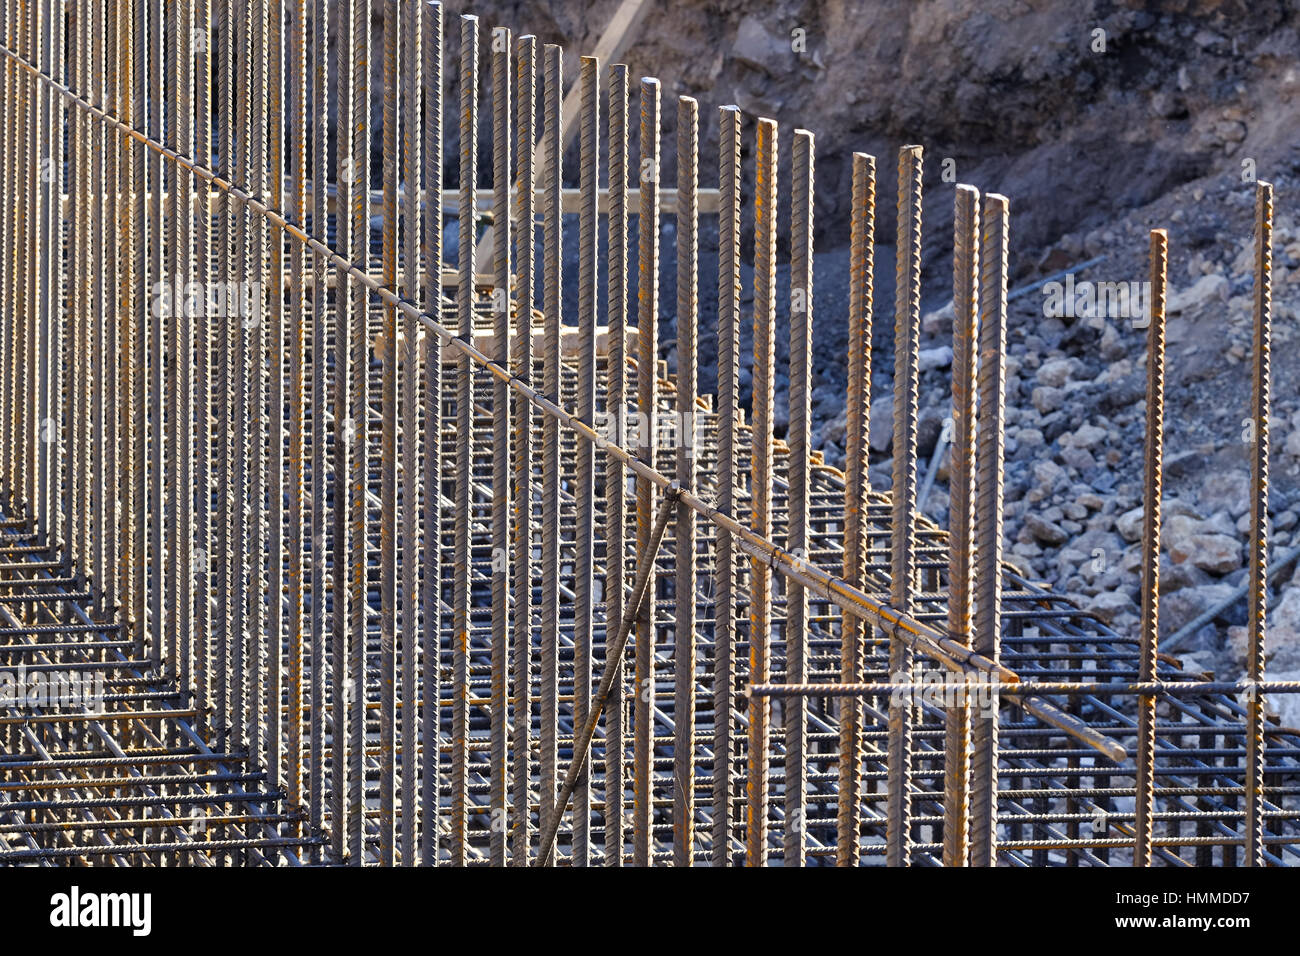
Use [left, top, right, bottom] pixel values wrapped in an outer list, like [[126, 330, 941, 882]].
[[0, 0, 1297, 866]]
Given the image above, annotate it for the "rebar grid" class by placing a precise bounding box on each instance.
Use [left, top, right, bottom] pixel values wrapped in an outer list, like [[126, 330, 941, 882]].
[[0, 0, 1297, 867]]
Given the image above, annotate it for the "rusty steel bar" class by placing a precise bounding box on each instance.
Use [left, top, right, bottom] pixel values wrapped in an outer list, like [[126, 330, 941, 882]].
[[215, 0, 234, 738], [713, 103, 742, 868], [420, 0, 443, 866], [15, 0, 29, 527], [786, 126, 814, 869], [379, 0, 399, 866], [163, 0, 181, 694], [322, 0, 348, 863], [509, 29, 533, 867], [130, 0, 147, 675], [193, 0, 213, 729], [249, 0, 270, 778], [1134, 228, 1168, 867], [673, 94, 699, 867], [603, 60, 629, 867], [572, 53, 598, 867], [85, 0, 100, 616], [345, 0, 372, 866], [308, 0, 329, 862], [888, 144, 923, 867], [747, 116, 777, 867], [176, 0, 197, 733], [488, 21, 512, 869], [400, 0, 423, 868], [65, 0, 85, 583], [36, 0, 55, 553], [0, 0, 14, 506], [450, 14, 478, 866], [539, 39, 562, 861], [231, 0, 250, 754], [970, 192, 1009, 867], [838, 150, 874, 867], [265, 0, 285, 794], [113, 0, 132, 637], [0, 0, 9, 502], [753, 679, 1300, 698], [943, 183, 979, 867], [1245, 181, 1273, 867], [285, 0, 307, 828], [633, 74, 662, 867]]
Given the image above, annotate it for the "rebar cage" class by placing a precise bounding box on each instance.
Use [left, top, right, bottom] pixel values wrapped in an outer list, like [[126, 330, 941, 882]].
[[0, 0, 1297, 866]]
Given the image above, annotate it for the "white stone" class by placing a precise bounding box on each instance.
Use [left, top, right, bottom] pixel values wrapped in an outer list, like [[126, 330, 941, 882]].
[[1116, 506, 1144, 543], [1167, 273, 1229, 314], [919, 346, 953, 372], [1035, 358, 1074, 388]]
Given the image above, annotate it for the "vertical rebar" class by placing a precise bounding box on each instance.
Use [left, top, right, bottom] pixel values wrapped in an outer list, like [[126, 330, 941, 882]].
[[1134, 228, 1168, 867], [309, 0, 330, 860], [747, 116, 777, 868], [450, 13, 478, 866], [83, 0, 100, 613], [539, 40, 562, 861], [174, 0, 196, 728], [35, 0, 53, 551], [1245, 182, 1273, 867], [887, 144, 923, 868], [286, 0, 308, 826], [3, 0, 15, 505], [379, 0, 400, 867], [572, 53, 599, 867], [166, 0, 183, 700], [265, 0, 285, 793], [489, 24, 513, 868], [65, 0, 82, 575], [785, 126, 813, 869], [323, 0, 350, 861], [65, 0, 85, 582], [51, 0, 65, 559], [21, 0, 33, 530], [113, 0, 132, 634], [634, 75, 661, 867], [132, 0, 148, 682], [970, 192, 1009, 868], [98, 0, 114, 619], [51, 0, 64, 562], [0, 0, 8, 501], [230, 0, 249, 751], [508, 29, 533, 868], [838, 150, 874, 868], [344, 0, 372, 866], [673, 94, 698, 868], [400, 0, 422, 868], [28, 0, 42, 549], [249, 0, 270, 790], [603, 61, 629, 867], [14, 0, 29, 529], [420, 0, 443, 866], [193, 0, 212, 726], [55, 0, 70, 564], [944, 183, 979, 868], [713, 103, 742, 868], [0, 0, 17, 504]]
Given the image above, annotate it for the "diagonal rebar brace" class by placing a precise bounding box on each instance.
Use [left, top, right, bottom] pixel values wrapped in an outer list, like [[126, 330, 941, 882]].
[[537, 482, 680, 867]]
